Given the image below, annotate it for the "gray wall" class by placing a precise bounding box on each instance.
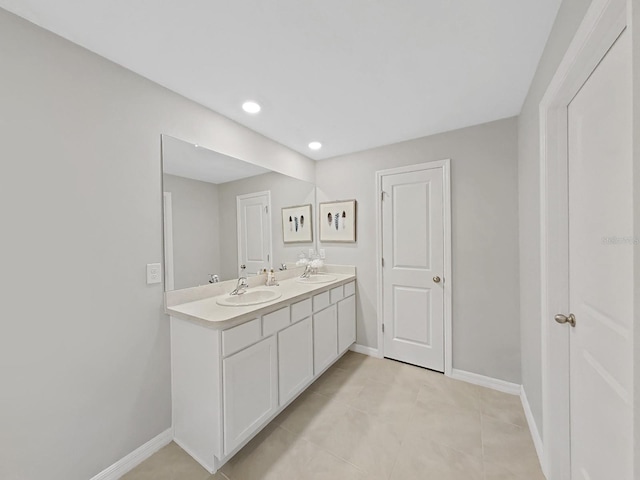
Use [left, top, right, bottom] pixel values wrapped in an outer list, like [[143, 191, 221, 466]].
[[217, 172, 316, 279], [316, 117, 521, 383], [163, 174, 220, 290], [0, 9, 314, 480], [517, 0, 593, 437], [634, 5, 640, 476]]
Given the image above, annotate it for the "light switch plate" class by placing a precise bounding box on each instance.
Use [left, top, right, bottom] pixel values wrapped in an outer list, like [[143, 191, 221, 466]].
[[146, 263, 162, 284], [319, 249, 326, 259], [309, 248, 314, 257]]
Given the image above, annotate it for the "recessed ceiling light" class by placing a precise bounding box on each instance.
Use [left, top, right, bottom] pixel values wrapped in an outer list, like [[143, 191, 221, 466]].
[[308, 141, 322, 150], [242, 101, 261, 114]]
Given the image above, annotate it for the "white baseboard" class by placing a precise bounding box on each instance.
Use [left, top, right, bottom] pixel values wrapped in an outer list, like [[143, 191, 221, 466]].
[[349, 343, 381, 358], [89, 428, 173, 480], [520, 386, 546, 477], [450, 368, 521, 395]]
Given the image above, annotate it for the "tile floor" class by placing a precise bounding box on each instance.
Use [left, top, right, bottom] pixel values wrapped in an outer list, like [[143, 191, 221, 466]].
[[122, 352, 544, 480]]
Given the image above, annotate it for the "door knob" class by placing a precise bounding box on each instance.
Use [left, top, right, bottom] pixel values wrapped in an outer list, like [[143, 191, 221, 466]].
[[433, 276, 441, 283], [554, 313, 576, 327]]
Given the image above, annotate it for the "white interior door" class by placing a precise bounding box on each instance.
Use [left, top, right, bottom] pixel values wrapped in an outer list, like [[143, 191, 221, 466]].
[[381, 165, 445, 371], [237, 191, 272, 275], [565, 29, 633, 479]]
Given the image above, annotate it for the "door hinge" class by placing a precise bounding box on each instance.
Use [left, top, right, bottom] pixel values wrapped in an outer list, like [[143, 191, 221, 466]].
[[381, 190, 387, 201], [381, 257, 385, 267], [382, 323, 385, 333], [265, 205, 269, 214]]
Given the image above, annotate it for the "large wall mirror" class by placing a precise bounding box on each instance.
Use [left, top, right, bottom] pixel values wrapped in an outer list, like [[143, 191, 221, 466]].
[[161, 135, 316, 291]]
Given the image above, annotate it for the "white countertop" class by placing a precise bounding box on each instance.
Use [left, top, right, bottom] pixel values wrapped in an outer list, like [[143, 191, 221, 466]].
[[166, 272, 356, 329]]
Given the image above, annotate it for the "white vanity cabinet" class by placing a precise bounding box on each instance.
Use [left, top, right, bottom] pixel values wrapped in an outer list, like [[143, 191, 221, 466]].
[[169, 276, 356, 474], [312, 281, 357, 372], [278, 317, 313, 405], [313, 304, 338, 373], [223, 336, 278, 455], [338, 293, 356, 353]]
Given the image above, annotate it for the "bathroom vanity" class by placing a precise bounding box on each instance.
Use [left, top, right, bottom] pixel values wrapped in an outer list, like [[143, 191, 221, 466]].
[[166, 267, 356, 473]]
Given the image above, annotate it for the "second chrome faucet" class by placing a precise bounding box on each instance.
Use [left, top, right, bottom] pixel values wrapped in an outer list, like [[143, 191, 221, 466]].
[[230, 276, 249, 295]]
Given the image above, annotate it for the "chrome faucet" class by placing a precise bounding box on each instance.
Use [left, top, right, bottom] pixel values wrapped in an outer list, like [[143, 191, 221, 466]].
[[300, 264, 313, 279], [230, 276, 249, 295]]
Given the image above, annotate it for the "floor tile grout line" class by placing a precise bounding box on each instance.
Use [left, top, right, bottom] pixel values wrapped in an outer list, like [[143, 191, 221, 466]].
[[221, 424, 318, 480], [406, 391, 486, 462], [287, 398, 403, 479], [287, 430, 326, 475], [480, 411, 488, 480], [284, 402, 374, 476], [393, 393, 485, 478], [385, 394, 420, 480], [480, 411, 529, 430], [409, 433, 485, 463], [312, 445, 370, 477]]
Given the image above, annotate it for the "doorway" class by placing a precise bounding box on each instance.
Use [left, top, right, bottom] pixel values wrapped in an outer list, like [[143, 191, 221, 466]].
[[540, 0, 633, 477], [376, 160, 452, 374], [237, 191, 272, 276]]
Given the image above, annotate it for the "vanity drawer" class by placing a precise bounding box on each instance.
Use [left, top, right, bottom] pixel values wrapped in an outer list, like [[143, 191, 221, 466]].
[[262, 307, 290, 337], [313, 291, 331, 312], [222, 318, 261, 357], [330, 286, 344, 304], [291, 298, 312, 323], [344, 281, 356, 297]]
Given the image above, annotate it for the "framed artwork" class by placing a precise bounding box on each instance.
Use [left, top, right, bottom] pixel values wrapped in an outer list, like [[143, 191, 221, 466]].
[[281, 204, 313, 243], [319, 199, 357, 243]]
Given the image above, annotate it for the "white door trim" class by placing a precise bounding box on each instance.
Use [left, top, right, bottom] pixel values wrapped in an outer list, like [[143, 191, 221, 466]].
[[163, 192, 175, 291], [539, 0, 629, 476], [236, 190, 273, 275], [375, 159, 452, 376]]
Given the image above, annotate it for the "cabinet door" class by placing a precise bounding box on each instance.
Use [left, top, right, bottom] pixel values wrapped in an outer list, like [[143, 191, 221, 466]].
[[223, 336, 278, 455], [278, 317, 313, 406], [338, 295, 356, 353], [313, 305, 338, 374]]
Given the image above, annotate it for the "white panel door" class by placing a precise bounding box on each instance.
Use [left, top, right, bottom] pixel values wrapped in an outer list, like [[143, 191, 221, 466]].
[[223, 336, 278, 455], [566, 29, 633, 479], [278, 317, 313, 406], [237, 191, 272, 275], [382, 168, 444, 371]]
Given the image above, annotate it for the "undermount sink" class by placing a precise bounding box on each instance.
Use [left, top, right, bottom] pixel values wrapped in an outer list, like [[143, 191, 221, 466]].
[[216, 289, 282, 307], [296, 274, 337, 284]]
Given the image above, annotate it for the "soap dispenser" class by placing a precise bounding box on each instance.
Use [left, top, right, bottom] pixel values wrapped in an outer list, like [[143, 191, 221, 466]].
[[266, 268, 278, 287]]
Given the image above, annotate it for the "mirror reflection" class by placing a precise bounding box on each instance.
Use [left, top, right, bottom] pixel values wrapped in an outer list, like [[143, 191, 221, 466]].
[[161, 135, 316, 291]]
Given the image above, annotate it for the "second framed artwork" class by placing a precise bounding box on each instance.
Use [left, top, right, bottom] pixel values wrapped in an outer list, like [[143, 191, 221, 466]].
[[319, 200, 357, 243], [281, 204, 313, 243]]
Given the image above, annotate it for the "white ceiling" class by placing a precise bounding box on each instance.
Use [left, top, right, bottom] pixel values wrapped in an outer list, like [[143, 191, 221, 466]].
[[0, 0, 561, 160], [162, 135, 270, 184]]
